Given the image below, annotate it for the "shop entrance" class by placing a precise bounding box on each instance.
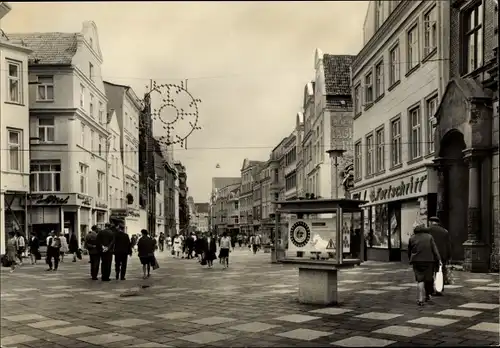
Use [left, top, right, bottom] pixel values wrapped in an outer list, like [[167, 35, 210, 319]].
[[439, 130, 468, 261]]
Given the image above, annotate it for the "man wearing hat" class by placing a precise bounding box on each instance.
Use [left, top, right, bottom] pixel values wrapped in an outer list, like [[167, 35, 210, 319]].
[[428, 216, 451, 295]]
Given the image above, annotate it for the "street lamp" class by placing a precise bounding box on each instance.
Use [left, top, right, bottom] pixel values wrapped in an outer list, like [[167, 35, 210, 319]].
[[326, 149, 346, 199]]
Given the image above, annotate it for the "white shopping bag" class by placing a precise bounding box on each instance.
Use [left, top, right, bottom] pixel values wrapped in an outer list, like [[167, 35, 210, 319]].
[[434, 265, 444, 293]]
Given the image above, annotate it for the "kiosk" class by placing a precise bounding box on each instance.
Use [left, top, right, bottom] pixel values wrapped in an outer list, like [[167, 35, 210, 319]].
[[273, 198, 366, 305]]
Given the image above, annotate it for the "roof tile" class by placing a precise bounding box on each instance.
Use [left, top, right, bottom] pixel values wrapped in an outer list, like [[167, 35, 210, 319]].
[[7, 32, 79, 65]]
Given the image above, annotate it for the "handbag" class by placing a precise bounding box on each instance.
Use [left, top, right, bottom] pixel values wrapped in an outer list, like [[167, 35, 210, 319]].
[[434, 265, 444, 293], [152, 256, 160, 270]]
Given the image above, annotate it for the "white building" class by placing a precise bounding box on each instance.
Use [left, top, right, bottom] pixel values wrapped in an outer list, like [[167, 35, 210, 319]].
[[302, 51, 355, 200], [104, 81, 142, 235], [155, 177, 165, 236], [9, 21, 109, 245], [174, 175, 180, 234], [351, 0, 449, 262], [0, 2, 31, 254], [193, 203, 209, 233], [105, 108, 123, 219]]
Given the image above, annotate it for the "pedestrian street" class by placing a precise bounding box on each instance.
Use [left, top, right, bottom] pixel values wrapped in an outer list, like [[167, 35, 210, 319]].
[[1, 249, 498, 347]]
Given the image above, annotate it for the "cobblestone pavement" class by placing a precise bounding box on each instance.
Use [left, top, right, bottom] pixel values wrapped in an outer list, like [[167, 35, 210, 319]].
[[1, 248, 499, 347]]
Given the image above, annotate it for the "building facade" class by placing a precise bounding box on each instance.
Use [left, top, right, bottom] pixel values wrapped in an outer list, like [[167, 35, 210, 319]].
[[351, 0, 449, 262], [434, 0, 498, 272], [193, 202, 209, 233], [174, 161, 189, 235], [0, 2, 31, 254], [10, 21, 109, 245], [164, 160, 176, 237], [210, 177, 241, 233], [153, 140, 165, 236], [239, 159, 264, 236], [303, 51, 356, 200]]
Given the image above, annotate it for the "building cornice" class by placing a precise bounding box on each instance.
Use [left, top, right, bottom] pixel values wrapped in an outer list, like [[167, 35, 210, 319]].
[[0, 39, 32, 53], [352, 0, 413, 73], [73, 66, 108, 102]]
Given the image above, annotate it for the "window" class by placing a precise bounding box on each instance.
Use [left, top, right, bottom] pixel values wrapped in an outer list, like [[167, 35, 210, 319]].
[[91, 130, 95, 152], [97, 171, 105, 198], [354, 84, 361, 114], [90, 94, 94, 118], [89, 62, 94, 81], [80, 122, 86, 147], [407, 24, 419, 71], [389, 44, 400, 85], [98, 102, 104, 124], [38, 117, 55, 142], [36, 76, 54, 101], [354, 141, 362, 180], [463, 2, 483, 74], [79, 84, 85, 108], [79, 163, 89, 193], [424, 6, 437, 56], [391, 118, 402, 166], [30, 161, 61, 192], [375, 0, 384, 30], [7, 60, 22, 103], [409, 107, 422, 160], [98, 135, 103, 156], [365, 72, 373, 104], [375, 61, 384, 98], [7, 129, 22, 171], [366, 134, 374, 176], [426, 95, 438, 154], [376, 128, 385, 172]]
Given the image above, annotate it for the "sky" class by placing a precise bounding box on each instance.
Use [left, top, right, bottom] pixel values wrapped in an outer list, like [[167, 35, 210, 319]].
[[2, 1, 368, 203]]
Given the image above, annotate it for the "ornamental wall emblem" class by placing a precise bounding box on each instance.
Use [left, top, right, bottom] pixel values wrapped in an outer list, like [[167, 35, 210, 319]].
[[289, 220, 311, 248]]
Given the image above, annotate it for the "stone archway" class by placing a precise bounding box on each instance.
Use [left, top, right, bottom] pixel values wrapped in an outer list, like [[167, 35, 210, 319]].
[[438, 129, 468, 261]]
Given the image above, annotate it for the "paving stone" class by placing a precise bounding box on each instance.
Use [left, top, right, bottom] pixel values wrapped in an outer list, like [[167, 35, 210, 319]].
[[130, 343, 172, 347], [0, 334, 39, 345], [459, 303, 500, 310], [3, 313, 46, 322], [190, 316, 237, 325], [106, 318, 153, 327], [373, 325, 431, 337], [309, 308, 353, 315], [27, 319, 71, 328], [276, 328, 332, 341], [48, 325, 100, 336], [155, 312, 193, 320], [357, 290, 388, 295], [407, 317, 459, 327], [332, 336, 396, 347], [338, 288, 353, 292], [355, 312, 403, 320], [187, 289, 212, 294], [467, 322, 500, 333], [179, 331, 233, 344], [78, 332, 135, 345], [466, 279, 493, 283], [380, 286, 408, 291], [472, 286, 499, 291], [443, 285, 463, 289], [156, 292, 184, 298], [274, 314, 320, 323], [437, 309, 482, 317], [229, 321, 279, 333]]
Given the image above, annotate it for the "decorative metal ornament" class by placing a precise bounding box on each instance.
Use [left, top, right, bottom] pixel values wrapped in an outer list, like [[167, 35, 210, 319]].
[[142, 80, 202, 148], [289, 220, 311, 248]]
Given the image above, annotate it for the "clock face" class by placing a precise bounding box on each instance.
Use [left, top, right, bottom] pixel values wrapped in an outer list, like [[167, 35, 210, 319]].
[[289, 221, 311, 248]]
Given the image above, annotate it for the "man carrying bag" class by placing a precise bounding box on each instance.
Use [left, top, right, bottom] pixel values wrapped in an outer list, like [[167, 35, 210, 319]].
[[428, 216, 452, 296]]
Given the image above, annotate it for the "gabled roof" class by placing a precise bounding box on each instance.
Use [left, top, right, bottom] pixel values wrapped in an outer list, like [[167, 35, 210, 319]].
[[212, 177, 241, 190], [7, 32, 79, 65], [323, 54, 356, 96]]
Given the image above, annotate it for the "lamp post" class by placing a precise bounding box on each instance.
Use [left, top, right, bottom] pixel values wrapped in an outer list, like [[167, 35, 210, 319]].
[[326, 149, 346, 199]]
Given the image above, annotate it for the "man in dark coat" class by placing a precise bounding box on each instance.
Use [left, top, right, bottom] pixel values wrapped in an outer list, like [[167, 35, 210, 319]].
[[112, 218, 132, 280], [96, 223, 115, 281], [85, 226, 100, 280], [428, 216, 452, 295]]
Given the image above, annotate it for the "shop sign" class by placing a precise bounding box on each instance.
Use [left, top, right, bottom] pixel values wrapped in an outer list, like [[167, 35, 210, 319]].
[[110, 209, 127, 218], [29, 194, 70, 205], [77, 194, 92, 206], [370, 175, 427, 203]]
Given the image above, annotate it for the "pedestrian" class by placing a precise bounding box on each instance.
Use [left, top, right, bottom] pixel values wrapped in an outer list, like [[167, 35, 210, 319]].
[[428, 216, 452, 295], [219, 231, 231, 269], [59, 233, 69, 263], [195, 233, 204, 262], [15, 231, 26, 265], [186, 234, 194, 259], [96, 223, 115, 282], [137, 229, 156, 279], [6, 231, 18, 272], [85, 226, 100, 280], [69, 233, 80, 262], [28, 232, 40, 265], [46, 231, 62, 272], [173, 233, 182, 258], [130, 234, 138, 253], [408, 219, 441, 306], [250, 234, 258, 254], [112, 219, 131, 280], [237, 234, 242, 248], [158, 232, 165, 252], [202, 232, 217, 268]]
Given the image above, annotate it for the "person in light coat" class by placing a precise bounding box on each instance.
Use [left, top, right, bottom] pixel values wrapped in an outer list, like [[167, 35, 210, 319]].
[[173, 234, 182, 258], [59, 233, 69, 262]]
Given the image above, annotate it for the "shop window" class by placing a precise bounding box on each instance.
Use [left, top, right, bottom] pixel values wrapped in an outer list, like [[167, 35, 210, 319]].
[[369, 204, 389, 248]]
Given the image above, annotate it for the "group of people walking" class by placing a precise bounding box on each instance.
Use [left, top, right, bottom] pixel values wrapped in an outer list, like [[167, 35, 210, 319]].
[[408, 216, 452, 306]]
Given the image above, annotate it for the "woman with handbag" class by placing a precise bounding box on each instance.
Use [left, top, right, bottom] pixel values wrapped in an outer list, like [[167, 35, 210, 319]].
[[6, 231, 18, 272], [137, 229, 156, 279]]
